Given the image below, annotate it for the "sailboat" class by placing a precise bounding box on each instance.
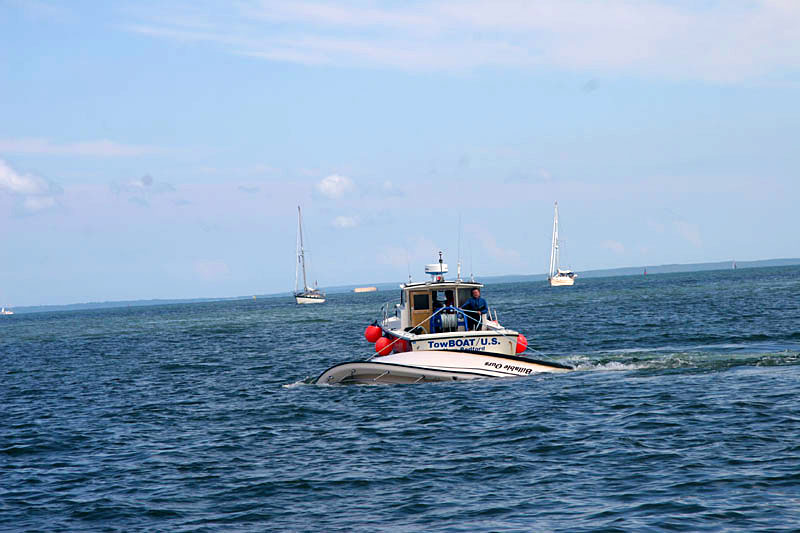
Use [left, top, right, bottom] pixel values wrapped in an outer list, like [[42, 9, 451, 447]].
[[294, 206, 326, 304], [548, 201, 577, 287], [0, 307, 13, 316]]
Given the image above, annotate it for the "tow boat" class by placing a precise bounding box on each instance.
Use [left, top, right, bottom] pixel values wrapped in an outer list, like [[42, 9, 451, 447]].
[[312, 254, 572, 384]]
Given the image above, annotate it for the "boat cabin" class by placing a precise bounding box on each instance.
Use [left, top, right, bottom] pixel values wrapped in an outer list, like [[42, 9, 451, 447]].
[[398, 280, 483, 334], [391, 256, 487, 334]]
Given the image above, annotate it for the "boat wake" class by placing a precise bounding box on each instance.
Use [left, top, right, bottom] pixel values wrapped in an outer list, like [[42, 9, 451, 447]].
[[565, 349, 800, 372]]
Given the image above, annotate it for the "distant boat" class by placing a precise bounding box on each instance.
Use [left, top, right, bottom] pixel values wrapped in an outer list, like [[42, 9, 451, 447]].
[[644, 268, 647, 276], [294, 206, 326, 304], [353, 287, 377, 293], [732, 260, 737, 270], [0, 307, 13, 316], [548, 202, 576, 286]]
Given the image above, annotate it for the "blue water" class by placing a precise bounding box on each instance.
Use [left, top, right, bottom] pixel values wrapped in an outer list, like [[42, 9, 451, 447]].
[[2, 266, 800, 532]]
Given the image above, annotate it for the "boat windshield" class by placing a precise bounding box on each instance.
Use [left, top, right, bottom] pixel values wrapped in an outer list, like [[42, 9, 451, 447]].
[[432, 290, 454, 308], [457, 288, 472, 306]]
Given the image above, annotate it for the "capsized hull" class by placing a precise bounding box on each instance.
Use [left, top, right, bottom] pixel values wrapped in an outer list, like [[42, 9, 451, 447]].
[[313, 350, 572, 385]]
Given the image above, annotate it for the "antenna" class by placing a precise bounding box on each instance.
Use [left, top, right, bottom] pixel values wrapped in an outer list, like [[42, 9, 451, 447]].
[[457, 213, 462, 281], [406, 249, 412, 282], [469, 246, 474, 282]]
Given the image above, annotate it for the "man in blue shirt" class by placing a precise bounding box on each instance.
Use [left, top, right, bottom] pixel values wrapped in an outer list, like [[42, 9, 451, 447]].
[[462, 288, 488, 330]]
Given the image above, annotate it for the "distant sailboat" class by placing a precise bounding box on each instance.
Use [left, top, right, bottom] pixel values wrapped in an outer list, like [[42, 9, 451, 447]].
[[548, 202, 577, 286], [294, 206, 326, 304], [0, 307, 13, 316]]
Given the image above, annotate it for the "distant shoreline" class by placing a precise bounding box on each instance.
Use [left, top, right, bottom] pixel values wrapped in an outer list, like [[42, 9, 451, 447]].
[[10, 257, 800, 314]]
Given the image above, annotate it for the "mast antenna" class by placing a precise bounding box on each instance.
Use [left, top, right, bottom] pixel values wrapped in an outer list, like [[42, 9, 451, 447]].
[[469, 247, 474, 282], [456, 213, 462, 281]]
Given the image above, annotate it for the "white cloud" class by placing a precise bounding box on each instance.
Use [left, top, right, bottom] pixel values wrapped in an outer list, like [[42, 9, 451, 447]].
[[110, 174, 176, 205], [197, 164, 276, 176], [646, 218, 666, 233], [0, 158, 59, 212], [238, 184, 260, 194], [674, 220, 703, 248], [23, 195, 57, 211], [472, 227, 521, 263], [316, 174, 354, 199], [378, 237, 441, 270], [193, 259, 231, 281], [127, 0, 800, 82], [332, 215, 359, 228], [0, 137, 160, 156], [382, 180, 405, 197], [0, 159, 49, 195], [602, 239, 626, 254]]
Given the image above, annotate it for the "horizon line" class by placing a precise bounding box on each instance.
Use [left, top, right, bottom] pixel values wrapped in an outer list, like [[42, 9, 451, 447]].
[[9, 257, 800, 313]]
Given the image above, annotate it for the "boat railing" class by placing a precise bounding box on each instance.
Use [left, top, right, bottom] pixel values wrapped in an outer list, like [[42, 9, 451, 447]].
[[379, 299, 401, 322], [379, 299, 496, 335], [409, 305, 485, 333]]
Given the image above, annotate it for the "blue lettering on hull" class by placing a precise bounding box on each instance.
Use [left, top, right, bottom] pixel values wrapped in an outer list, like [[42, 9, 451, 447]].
[[421, 336, 504, 352]]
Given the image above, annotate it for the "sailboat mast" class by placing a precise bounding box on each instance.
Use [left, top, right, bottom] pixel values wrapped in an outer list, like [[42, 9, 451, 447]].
[[297, 206, 309, 291], [549, 202, 559, 279]]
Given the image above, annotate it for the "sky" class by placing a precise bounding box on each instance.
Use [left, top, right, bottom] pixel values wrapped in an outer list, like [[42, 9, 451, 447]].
[[1, 0, 799, 306]]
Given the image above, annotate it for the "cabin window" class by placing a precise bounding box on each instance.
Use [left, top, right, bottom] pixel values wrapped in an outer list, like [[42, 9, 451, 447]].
[[412, 293, 430, 310], [457, 288, 472, 306], [433, 290, 454, 308], [400, 290, 405, 306], [433, 291, 444, 308]]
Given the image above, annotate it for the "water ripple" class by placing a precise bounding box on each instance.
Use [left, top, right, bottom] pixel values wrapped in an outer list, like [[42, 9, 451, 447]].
[[2, 267, 800, 531]]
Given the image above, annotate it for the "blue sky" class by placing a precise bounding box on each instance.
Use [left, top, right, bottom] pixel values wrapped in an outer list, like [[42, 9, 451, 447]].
[[1, 0, 799, 306]]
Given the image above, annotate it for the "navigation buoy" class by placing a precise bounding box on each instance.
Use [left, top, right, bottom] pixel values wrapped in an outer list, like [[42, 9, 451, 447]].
[[375, 337, 392, 356], [364, 325, 382, 343], [516, 334, 528, 353]]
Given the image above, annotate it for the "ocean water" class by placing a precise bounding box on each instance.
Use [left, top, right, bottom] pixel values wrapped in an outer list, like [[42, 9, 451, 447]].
[[2, 266, 800, 532]]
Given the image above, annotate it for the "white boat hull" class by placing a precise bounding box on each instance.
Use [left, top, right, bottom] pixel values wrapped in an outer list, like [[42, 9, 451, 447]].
[[313, 350, 571, 385], [295, 295, 326, 304], [549, 275, 575, 287]]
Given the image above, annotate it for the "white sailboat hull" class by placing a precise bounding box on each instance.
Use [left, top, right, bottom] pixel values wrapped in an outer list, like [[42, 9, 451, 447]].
[[313, 350, 571, 385], [295, 294, 326, 304], [549, 275, 575, 287]]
